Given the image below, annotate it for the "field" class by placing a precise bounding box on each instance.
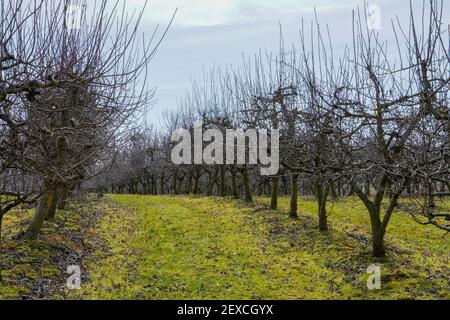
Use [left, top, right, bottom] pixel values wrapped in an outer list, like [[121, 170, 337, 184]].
[[0, 195, 449, 300]]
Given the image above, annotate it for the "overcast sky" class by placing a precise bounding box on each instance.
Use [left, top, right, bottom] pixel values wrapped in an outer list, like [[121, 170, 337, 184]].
[[121, 0, 449, 126]]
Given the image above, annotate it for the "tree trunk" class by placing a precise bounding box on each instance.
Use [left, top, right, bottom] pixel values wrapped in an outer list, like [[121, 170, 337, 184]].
[[241, 169, 253, 203], [172, 173, 178, 194], [177, 177, 184, 195], [26, 191, 51, 239], [372, 226, 386, 258], [352, 178, 399, 258], [281, 175, 288, 195], [427, 179, 436, 207], [160, 175, 165, 195], [186, 176, 193, 194], [45, 186, 58, 220], [348, 182, 355, 196], [365, 179, 371, 196], [337, 178, 342, 197], [270, 176, 279, 210], [57, 186, 69, 210], [152, 176, 158, 195], [317, 184, 329, 232], [193, 175, 200, 195], [289, 173, 299, 218], [207, 171, 216, 196], [231, 171, 239, 199], [367, 204, 388, 258], [329, 182, 337, 200], [0, 214, 3, 281], [257, 180, 262, 196], [220, 166, 226, 197]]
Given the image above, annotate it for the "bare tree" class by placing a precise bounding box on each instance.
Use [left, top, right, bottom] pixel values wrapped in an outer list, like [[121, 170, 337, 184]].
[[0, 0, 174, 239]]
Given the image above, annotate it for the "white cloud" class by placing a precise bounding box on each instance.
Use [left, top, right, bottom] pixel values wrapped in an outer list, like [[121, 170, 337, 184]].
[[126, 0, 237, 27], [124, 0, 353, 28]]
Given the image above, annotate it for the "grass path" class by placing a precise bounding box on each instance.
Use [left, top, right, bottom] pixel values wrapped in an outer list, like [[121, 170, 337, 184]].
[[73, 195, 449, 300]]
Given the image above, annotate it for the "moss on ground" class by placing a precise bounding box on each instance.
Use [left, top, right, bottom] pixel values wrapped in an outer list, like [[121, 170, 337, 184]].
[[74, 195, 450, 300], [1, 195, 448, 300], [0, 195, 105, 300]]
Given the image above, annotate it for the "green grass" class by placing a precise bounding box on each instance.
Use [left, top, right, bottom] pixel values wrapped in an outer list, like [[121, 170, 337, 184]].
[[72, 195, 449, 300], [0, 197, 102, 300]]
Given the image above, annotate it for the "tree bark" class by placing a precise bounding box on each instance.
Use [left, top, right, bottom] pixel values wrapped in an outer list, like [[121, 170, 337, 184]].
[[220, 166, 226, 197], [45, 186, 58, 220], [270, 176, 279, 210], [281, 175, 288, 195], [427, 179, 436, 207], [57, 186, 69, 210], [172, 172, 178, 194], [348, 182, 355, 196], [371, 220, 386, 258], [329, 182, 337, 200], [365, 179, 371, 196], [207, 170, 216, 196], [0, 214, 3, 281], [177, 176, 184, 195], [26, 191, 51, 240], [231, 170, 239, 199], [160, 175, 165, 195], [193, 175, 200, 195], [289, 173, 299, 218], [241, 169, 253, 203], [186, 176, 193, 194], [317, 184, 329, 232], [152, 176, 158, 195], [353, 177, 404, 258]]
